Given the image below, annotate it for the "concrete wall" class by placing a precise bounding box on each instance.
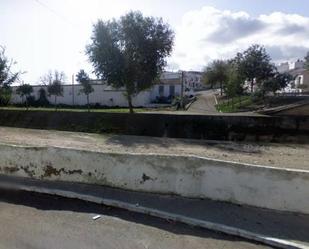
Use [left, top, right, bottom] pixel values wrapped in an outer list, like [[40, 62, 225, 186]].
[[0, 110, 308, 142], [0, 144, 308, 214], [11, 84, 152, 107], [11, 83, 182, 107]]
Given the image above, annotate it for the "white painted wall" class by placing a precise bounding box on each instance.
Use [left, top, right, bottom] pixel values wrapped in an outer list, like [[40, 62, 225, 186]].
[[11, 84, 152, 107], [11, 83, 182, 107], [0, 144, 308, 214], [150, 84, 181, 100]]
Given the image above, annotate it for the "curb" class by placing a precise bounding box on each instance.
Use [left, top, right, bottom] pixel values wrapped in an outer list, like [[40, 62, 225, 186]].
[[6, 182, 307, 249], [185, 96, 197, 110]]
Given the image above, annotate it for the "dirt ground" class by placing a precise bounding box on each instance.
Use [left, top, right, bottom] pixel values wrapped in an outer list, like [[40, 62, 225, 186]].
[[0, 127, 308, 170]]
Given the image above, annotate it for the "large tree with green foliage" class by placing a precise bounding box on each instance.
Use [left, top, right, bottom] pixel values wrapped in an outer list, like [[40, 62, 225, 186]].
[[0, 46, 20, 105], [86, 11, 174, 113], [235, 44, 275, 93], [41, 70, 65, 110], [16, 83, 33, 109], [76, 69, 93, 112], [224, 62, 246, 98], [203, 60, 230, 95], [262, 72, 293, 96]]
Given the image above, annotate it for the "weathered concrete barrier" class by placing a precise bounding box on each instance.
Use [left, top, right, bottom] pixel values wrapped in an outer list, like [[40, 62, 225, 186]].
[[0, 110, 308, 142], [0, 143, 308, 214]]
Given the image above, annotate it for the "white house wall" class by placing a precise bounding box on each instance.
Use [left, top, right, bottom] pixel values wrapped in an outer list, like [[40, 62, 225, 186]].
[[150, 84, 181, 100], [11, 84, 153, 107], [11, 83, 182, 107]]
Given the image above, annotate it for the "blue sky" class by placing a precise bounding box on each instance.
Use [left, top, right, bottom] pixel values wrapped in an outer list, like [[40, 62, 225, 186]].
[[1, 0, 309, 83], [197, 0, 309, 17]]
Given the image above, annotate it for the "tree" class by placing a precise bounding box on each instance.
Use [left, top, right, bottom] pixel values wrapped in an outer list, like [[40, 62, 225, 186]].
[[225, 62, 245, 98], [0, 46, 20, 105], [235, 44, 275, 93], [262, 72, 293, 96], [76, 69, 93, 112], [37, 88, 50, 107], [86, 11, 174, 113], [203, 60, 230, 95], [41, 71, 65, 110], [16, 83, 33, 110]]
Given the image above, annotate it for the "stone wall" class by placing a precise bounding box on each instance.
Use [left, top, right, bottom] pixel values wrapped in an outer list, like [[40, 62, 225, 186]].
[[0, 110, 308, 142]]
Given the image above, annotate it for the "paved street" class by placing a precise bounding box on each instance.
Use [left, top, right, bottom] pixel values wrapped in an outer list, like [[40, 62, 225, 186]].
[[187, 90, 218, 114], [0, 189, 272, 249]]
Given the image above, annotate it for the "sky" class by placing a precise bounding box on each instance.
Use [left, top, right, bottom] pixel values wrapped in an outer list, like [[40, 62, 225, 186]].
[[1, 0, 309, 83]]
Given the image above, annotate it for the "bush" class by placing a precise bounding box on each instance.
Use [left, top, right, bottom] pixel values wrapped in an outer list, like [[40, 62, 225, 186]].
[[36, 88, 50, 107], [0, 86, 12, 106]]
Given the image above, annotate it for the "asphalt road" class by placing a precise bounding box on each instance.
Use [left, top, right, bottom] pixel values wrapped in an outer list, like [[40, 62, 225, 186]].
[[187, 90, 218, 114], [0, 189, 272, 249]]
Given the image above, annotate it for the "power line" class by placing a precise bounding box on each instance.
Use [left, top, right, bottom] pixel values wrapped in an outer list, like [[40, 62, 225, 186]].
[[33, 0, 75, 26]]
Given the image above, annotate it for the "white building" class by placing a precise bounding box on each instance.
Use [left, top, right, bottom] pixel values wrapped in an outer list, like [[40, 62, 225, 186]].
[[151, 71, 182, 103], [10, 70, 204, 107], [277, 60, 305, 73], [11, 72, 184, 107], [277, 62, 290, 73], [288, 68, 309, 93], [183, 71, 203, 90], [293, 60, 305, 70]]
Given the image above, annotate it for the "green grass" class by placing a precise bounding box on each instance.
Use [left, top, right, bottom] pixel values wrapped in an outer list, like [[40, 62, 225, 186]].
[[216, 95, 253, 113], [0, 106, 151, 113]]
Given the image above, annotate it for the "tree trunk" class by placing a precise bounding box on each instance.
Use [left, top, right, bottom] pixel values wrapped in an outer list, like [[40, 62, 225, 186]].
[[87, 94, 90, 112], [127, 94, 134, 114], [251, 79, 254, 93], [55, 96, 57, 111], [22, 96, 25, 109]]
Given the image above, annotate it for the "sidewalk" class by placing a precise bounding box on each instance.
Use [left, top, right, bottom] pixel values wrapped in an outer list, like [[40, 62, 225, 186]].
[[1, 175, 308, 249]]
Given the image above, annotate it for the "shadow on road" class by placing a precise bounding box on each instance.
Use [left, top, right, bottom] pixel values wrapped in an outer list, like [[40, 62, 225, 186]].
[[0, 188, 264, 246]]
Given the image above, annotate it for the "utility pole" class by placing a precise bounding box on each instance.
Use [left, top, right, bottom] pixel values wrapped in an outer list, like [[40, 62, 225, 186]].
[[181, 71, 184, 109], [72, 74, 75, 106]]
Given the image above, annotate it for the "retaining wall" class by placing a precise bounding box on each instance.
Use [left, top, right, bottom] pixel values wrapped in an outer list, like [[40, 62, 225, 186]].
[[0, 110, 308, 142], [0, 143, 308, 214]]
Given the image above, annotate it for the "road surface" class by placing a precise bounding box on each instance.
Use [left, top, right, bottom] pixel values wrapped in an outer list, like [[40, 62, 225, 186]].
[[0, 189, 272, 249], [187, 90, 218, 114]]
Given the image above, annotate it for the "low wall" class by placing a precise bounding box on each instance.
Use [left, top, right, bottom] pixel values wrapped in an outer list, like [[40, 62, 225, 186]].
[[0, 110, 308, 142], [0, 143, 308, 214]]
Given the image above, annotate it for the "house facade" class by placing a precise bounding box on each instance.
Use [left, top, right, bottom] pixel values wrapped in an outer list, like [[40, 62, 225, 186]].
[[11, 72, 187, 107], [276, 60, 309, 93], [11, 83, 152, 107], [10, 70, 203, 107], [151, 71, 182, 103], [289, 68, 309, 93], [183, 71, 203, 90]]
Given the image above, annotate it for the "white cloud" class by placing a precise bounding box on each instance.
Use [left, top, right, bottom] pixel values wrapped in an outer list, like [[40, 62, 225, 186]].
[[169, 6, 309, 71]]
